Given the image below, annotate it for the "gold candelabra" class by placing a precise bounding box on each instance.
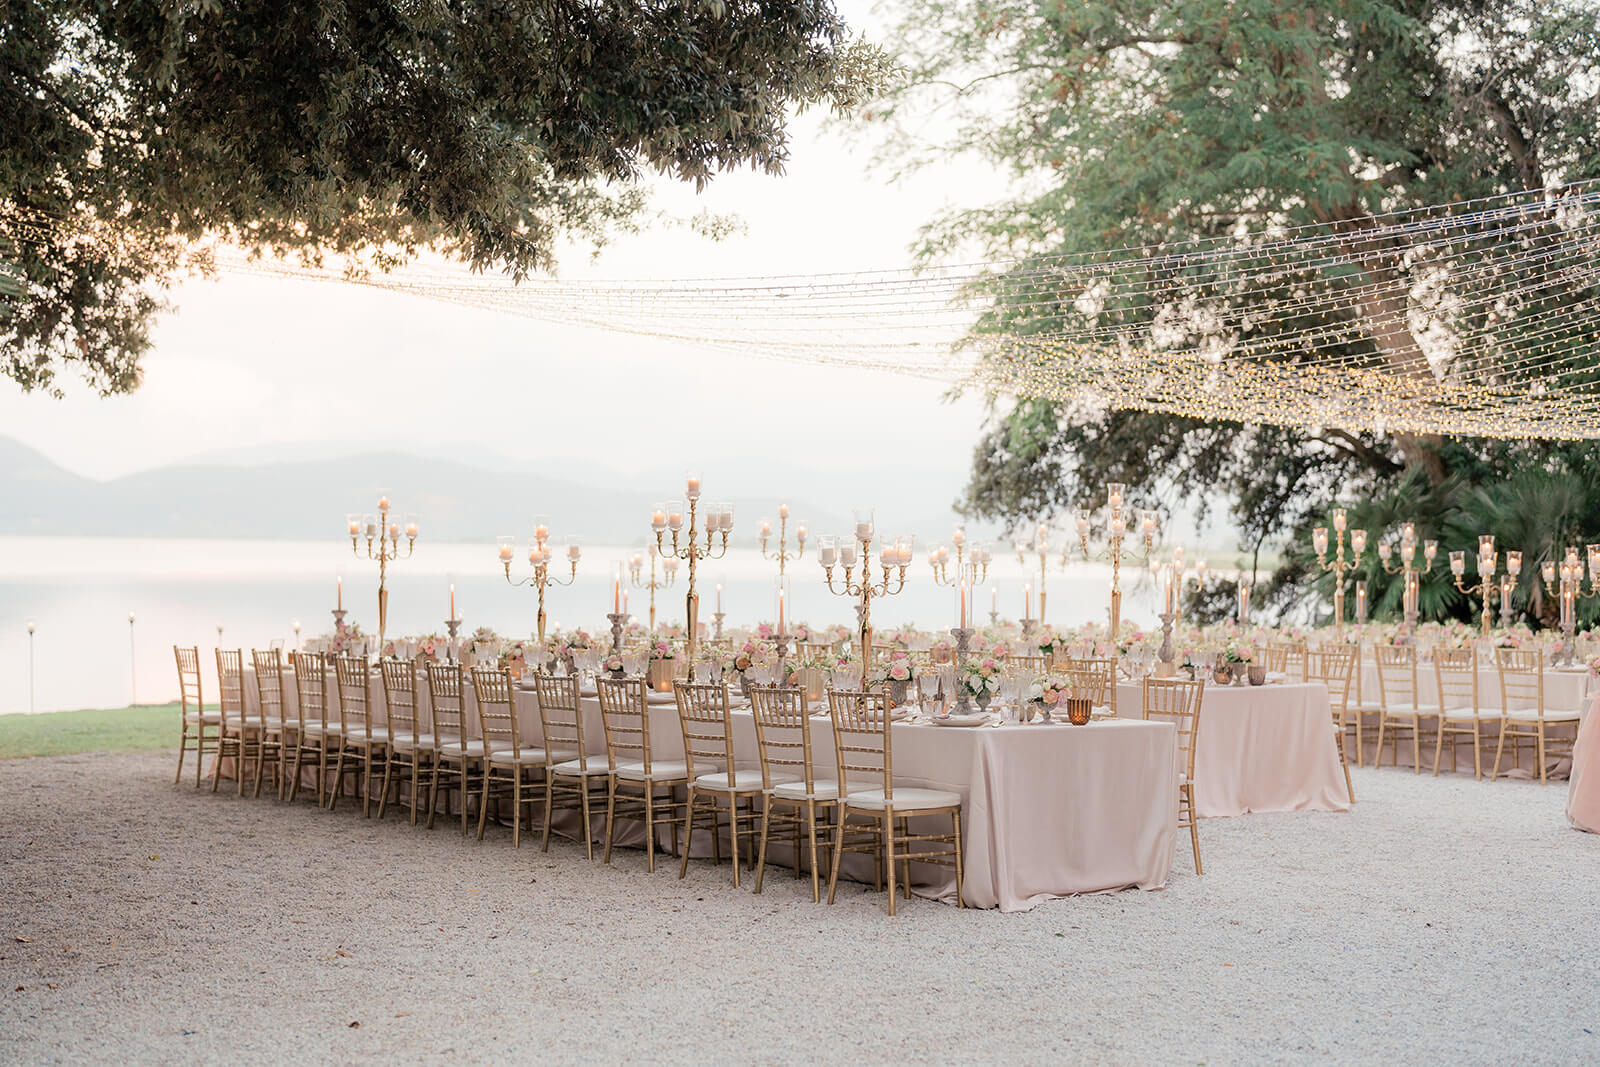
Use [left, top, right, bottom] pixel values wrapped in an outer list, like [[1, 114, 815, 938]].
[[628, 543, 677, 632], [759, 505, 807, 577], [651, 475, 731, 664], [1017, 522, 1052, 625], [930, 528, 991, 587], [1312, 508, 1366, 634], [499, 519, 579, 645], [1075, 484, 1158, 641], [346, 494, 417, 646], [818, 510, 911, 672], [1541, 544, 1600, 664], [1376, 522, 1437, 631], [1450, 535, 1508, 637]]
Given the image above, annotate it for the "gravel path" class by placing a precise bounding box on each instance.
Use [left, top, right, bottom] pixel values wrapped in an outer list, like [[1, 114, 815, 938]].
[[2, 750, 1597, 1065]]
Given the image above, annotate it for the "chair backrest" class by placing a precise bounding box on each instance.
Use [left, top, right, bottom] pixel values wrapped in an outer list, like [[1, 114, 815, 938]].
[[291, 651, 329, 731], [1495, 647, 1546, 717], [1065, 658, 1115, 706], [215, 648, 244, 721], [333, 654, 373, 738], [673, 681, 734, 780], [381, 658, 424, 744], [797, 641, 832, 662], [1305, 646, 1356, 716], [1256, 645, 1289, 673], [1142, 677, 1205, 784], [1009, 653, 1046, 673], [596, 676, 651, 771], [426, 660, 469, 757], [174, 646, 203, 717], [1434, 646, 1478, 713], [251, 648, 286, 726], [1280, 641, 1309, 681], [749, 685, 818, 794], [827, 688, 891, 800], [1374, 644, 1420, 708], [470, 665, 521, 753], [534, 672, 590, 771]]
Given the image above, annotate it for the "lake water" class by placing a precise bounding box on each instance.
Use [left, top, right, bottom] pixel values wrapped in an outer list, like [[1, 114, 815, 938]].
[[0, 536, 1162, 714]]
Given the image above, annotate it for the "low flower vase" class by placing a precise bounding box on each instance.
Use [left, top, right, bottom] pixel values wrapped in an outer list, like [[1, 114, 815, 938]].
[[974, 691, 992, 713], [1213, 665, 1233, 685], [647, 658, 674, 693], [886, 679, 910, 707], [1065, 698, 1093, 726], [1248, 665, 1266, 686], [1027, 701, 1046, 724], [933, 649, 953, 665], [1233, 667, 1249, 687], [737, 672, 753, 699]]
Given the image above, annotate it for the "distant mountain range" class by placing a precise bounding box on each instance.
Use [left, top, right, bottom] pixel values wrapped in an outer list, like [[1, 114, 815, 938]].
[[0, 435, 997, 545]]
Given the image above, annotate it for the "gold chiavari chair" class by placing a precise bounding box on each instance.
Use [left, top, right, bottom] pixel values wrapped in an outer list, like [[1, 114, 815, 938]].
[[676, 681, 773, 887], [1374, 645, 1429, 772], [535, 672, 610, 858], [284, 652, 337, 807], [797, 641, 833, 662], [249, 649, 290, 800], [1433, 647, 1497, 780], [1493, 649, 1580, 784], [426, 661, 486, 834], [1065, 658, 1116, 711], [379, 659, 438, 825], [1346, 640, 1383, 767], [1305, 647, 1357, 802], [1280, 640, 1309, 682], [470, 665, 549, 846], [597, 675, 689, 872], [331, 654, 390, 817], [1009, 653, 1047, 674], [825, 688, 964, 916], [1256, 645, 1289, 674], [751, 685, 838, 902], [1143, 676, 1206, 873], [172, 646, 220, 787], [212, 648, 247, 794]]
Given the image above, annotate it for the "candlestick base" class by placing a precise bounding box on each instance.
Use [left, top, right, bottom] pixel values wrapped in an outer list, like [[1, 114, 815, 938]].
[[988, 609, 999, 627], [331, 608, 348, 630], [444, 617, 462, 663], [712, 612, 726, 641], [949, 626, 975, 716], [607, 612, 627, 655], [1157, 611, 1176, 667], [1020, 619, 1038, 642], [773, 632, 791, 669]]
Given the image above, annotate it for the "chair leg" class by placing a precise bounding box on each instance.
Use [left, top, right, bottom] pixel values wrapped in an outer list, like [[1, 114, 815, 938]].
[[951, 808, 965, 909], [174, 728, 190, 785], [1186, 788, 1203, 875], [884, 810, 898, 916], [754, 796, 772, 894], [680, 789, 698, 880], [287, 739, 304, 804], [579, 779, 595, 861], [1412, 718, 1422, 773], [729, 799, 743, 888], [1472, 723, 1483, 781], [1432, 720, 1446, 776], [603, 780, 618, 865], [476, 768, 494, 840], [541, 776, 555, 853], [643, 787, 656, 872], [807, 801, 823, 904], [826, 807, 847, 905], [1375, 716, 1388, 769], [1491, 724, 1507, 782], [1341, 745, 1355, 803]]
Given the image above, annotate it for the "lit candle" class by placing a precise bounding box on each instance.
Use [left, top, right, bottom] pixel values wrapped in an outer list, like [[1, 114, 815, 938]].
[[1507, 550, 1522, 577], [365, 518, 377, 538], [991, 586, 998, 615], [1108, 483, 1124, 509], [760, 519, 773, 539], [1378, 542, 1393, 563], [819, 541, 837, 567], [337, 576, 342, 610], [686, 474, 702, 500], [840, 540, 858, 568], [779, 503, 790, 520], [1076, 513, 1091, 538], [1350, 529, 1366, 556], [1543, 560, 1557, 584], [1425, 540, 1438, 564], [1450, 550, 1466, 577], [405, 520, 418, 539], [777, 586, 785, 633], [796, 523, 807, 544], [1110, 514, 1126, 537], [1333, 508, 1347, 533], [854, 513, 873, 542], [623, 589, 629, 614], [347, 515, 360, 536], [387, 521, 399, 541], [959, 578, 969, 629], [1023, 583, 1032, 621], [534, 521, 549, 544], [1164, 568, 1176, 613], [449, 584, 456, 618], [668, 506, 684, 532], [1313, 527, 1329, 556], [716, 583, 723, 613], [378, 495, 390, 512], [651, 505, 667, 531], [952, 527, 966, 548], [1355, 580, 1367, 621], [498, 542, 514, 563], [568, 543, 582, 563], [614, 572, 621, 613]]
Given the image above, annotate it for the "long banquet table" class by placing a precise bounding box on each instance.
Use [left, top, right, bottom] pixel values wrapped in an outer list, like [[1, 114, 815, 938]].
[[239, 668, 1180, 911], [1116, 679, 1351, 818]]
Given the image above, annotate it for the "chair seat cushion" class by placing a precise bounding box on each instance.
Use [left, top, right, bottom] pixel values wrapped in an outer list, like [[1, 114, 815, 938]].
[[1437, 705, 1492, 720], [1382, 705, 1430, 717], [434, 738, 489, 758], [391, 732, 439, 752], [1503, 708, 1581, 722], [844, 786, 962, 812], [615, 760, 691, 782], [184, 711, 223, 724], [550, 756, 610, 777], [770, 779, 839, 802], [693, 768, 795, 793], [487, 745, 576, 765], [344, 727, 390, 746], [299, 722, 340, 735]]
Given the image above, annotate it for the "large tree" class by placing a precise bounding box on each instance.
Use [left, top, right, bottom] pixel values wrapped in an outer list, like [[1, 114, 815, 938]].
[[867, 0, 1600, 621], [0, 0, 891, 394]]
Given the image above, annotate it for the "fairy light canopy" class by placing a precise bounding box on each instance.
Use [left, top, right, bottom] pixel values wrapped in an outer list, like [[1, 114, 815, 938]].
[[7, 182, 1600, 438]]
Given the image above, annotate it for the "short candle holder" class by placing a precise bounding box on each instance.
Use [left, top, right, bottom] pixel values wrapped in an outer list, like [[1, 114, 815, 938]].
[[712, 612, 726, 641], [444, 617, 461, 663], [1156, 610, 1177, 677], [773, 632, 792, 674], [607, 612, 627, 655], [1020, 619, 1038, 642], [331, 607, 348, 630]]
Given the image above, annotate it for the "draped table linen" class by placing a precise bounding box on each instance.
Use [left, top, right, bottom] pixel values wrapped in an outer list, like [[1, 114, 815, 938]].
[[1569, 695, 1600, 834], [239, 667, 1179, 911], [1116, 680, 1350, 818]]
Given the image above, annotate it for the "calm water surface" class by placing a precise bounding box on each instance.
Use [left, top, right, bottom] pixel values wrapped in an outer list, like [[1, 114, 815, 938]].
[[0, 537, 1161, 714]]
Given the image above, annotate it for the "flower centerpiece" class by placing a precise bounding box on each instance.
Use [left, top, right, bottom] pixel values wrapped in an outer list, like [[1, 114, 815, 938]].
[[601, 652, 625, 678], [1038, 630, 1069, 665], [930, 637, 956, 664], [466, 626, 501, 665], [1223, 640, 1255, 685], [785, 656, 829, 701], [959, 657, 1004, 712], [499, 640, 530, 678], [328, 620, 366, 656], [790, 622, 816, 643], [871, 652, 916, 706], [646, 635, 677, 692]]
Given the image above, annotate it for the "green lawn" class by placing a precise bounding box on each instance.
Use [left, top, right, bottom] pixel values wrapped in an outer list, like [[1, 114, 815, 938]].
[[0, 703, 183, 759]]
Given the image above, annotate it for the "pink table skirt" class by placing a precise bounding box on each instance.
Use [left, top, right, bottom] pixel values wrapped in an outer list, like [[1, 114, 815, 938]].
[[1570, 697, 1600, 834], [236, 669, 1179, 911], [1117, 681, 1351, 818]]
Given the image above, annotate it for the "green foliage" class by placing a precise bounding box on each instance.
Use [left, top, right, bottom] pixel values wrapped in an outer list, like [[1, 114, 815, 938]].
[[870, 0, 1600, 622], [1, 0, 894, 394], [0, 703, 180, 759]]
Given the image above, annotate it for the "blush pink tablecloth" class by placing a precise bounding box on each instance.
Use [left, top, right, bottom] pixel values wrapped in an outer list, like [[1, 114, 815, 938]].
[[235, 668, 1179, 911], [1569, 696, 1600, 834], [1117, 680, 1350, 818]]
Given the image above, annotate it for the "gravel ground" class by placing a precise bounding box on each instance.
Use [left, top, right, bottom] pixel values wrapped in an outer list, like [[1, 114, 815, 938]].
[[2, 750, 1597, 1065]]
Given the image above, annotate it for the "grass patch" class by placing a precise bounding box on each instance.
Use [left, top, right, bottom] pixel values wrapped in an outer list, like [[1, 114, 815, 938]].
[[0, 704, 182, 759]]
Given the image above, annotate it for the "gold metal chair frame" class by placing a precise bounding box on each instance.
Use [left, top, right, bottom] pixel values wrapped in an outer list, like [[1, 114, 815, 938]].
[[331, 654, 389, 817], [597, 676, 687, 872], [1305, 647, 1357, 802], [750, 685, 838, 902], [471, 665, 546, 847], [1374, 645, 1429, 772], [1142, 676, 1205, 874], [427, 660, 487, 834], [285, 651, 338, 807], [1433, 647, 1495, 780], [675, 681, 761, 887], [212, 648, 247, 794], [173, 646, 220, 788], [249, 648, 289, 800], [379, 658, 438, 825], [1492, 648, 1578, 784], [534, 672, 609, 859]]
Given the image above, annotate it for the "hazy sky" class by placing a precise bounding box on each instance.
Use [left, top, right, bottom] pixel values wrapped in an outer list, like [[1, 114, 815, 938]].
[[0, 0, 1008, 528]]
